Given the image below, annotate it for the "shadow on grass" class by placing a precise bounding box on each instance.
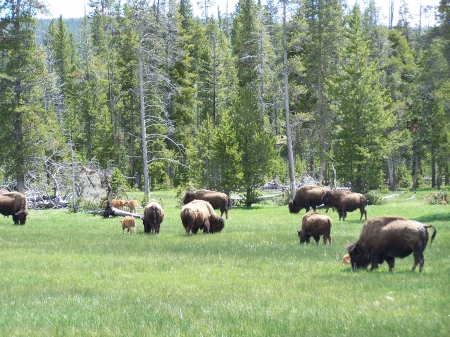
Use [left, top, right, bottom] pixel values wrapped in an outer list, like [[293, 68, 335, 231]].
[[413, 213, 449, 223]]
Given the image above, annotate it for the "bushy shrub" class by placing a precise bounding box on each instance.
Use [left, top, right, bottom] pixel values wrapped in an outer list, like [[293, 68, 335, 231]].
[[425, 190, 448, 205], [366, 190, 387, 205]]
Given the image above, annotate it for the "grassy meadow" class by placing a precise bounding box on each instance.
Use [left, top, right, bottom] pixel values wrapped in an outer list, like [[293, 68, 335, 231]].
[[0, 188, 449, 336]]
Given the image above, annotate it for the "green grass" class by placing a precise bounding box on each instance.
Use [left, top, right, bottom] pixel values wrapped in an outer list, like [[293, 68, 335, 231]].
[[1, 188, 449, 336]]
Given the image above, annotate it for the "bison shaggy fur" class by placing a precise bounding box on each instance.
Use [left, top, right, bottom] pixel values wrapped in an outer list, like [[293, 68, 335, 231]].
[[0, 192, 28, 225], [346, 216, 437, 272], [183, 189, 231, 219], [143, 199, 164, 234], [120, 216, 136, 234], [289, 185, 331, 214], [321, 190, 367, 221], [297, 212, 332, 244], [180, 199, 225, 235]]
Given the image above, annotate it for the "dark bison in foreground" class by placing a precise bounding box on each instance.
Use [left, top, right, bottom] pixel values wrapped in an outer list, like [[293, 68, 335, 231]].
[[0, 192, 28, 225], [321, 190, 367, 221], [289, 185, 331, 214], [346, 216, 437, 272], [180, 199, 225, 235], [143, 199, 164, 234], [183, 189, 231, 219], [298, 212, 332, 244]]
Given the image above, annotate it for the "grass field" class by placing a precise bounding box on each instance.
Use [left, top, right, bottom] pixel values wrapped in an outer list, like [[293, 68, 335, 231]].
[[0, 188, 449, 336]]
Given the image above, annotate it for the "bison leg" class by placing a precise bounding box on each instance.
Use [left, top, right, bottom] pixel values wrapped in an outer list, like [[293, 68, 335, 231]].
[[386, 257, 395, 272], [412, 253, 424, 272], [369, 253, 380, 271], [313, 236, 320, 244], [360, 208, 367, 221], [323, 234, 332, 245]]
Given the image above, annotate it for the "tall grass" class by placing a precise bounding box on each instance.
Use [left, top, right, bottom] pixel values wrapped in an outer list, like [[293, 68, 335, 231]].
[[0, 188, 448, 336]]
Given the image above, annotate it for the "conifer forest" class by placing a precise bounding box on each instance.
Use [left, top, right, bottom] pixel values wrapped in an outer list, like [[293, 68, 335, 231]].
[[1, 0, 449, 203]]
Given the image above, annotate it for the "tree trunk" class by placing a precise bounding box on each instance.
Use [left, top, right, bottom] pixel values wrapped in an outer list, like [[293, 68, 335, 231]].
[[138, 39, 150, 197], [282, 0, 296, 199]]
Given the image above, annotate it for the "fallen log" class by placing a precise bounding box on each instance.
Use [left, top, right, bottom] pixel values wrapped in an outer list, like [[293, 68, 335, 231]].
[[87, 206, 143, 219]]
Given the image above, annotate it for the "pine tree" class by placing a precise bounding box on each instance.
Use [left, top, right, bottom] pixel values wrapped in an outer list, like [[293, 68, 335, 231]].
[[231, 88, 277, 207], [0, 1, 50, 192], [327, 4, 395, 192]]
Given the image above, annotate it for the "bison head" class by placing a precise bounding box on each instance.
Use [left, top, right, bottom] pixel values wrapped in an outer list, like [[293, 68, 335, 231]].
[[346, 241, 370, 269], [182, 192, 195, 205], [210, 217, 225, 233], [297, 229, 310, 244], [289, 200, 300, 213], [321, 191, 331, 204], [13, 210, 28, 225]]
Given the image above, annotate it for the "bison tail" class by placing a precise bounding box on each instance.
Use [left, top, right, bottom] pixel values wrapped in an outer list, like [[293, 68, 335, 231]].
[[424, 225, 437, 245]]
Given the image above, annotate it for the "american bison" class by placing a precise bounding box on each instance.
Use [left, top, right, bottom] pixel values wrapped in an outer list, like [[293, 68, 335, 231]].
[[297, 212, 332, 244], [0, 192, 28, 225], [120, 216, 136, 234], [289, 185, 331, 214], [103, 199, 126, 210], [341, 254, 351, 265], [125, 199, 138, 213], [346, 216, 437, 272], [321, 189, 367, 221], [180, 199, 225, 235], [143, 199, 164, 234], [182, 189, 231, 219]]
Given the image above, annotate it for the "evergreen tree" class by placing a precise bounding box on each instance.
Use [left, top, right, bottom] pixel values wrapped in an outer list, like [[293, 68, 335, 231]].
[[327, 4, 395, 192], [0, 0, 50, 192], [301, 0, 344, 184], [231, 88, 277, 207]]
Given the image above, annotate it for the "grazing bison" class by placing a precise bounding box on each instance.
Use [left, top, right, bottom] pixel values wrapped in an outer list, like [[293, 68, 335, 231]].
[[346, 216, 437, 272], [321, 190, 367, 221], [297, 212, 332, 244], [180, 199, 225, 235], [289, 185, 331, 214], [143, 199, 164, 234], [0, 192, 28, 225], [120, 216, 136, 234], [182, 189, 231, 219]]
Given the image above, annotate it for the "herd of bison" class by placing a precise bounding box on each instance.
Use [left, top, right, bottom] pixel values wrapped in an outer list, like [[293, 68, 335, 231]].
[[0, 186, 437, 273]]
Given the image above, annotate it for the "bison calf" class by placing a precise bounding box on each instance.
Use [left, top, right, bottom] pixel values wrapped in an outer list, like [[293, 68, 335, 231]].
[[125, 199, 138, 213], [341, 254, 351, 265], [120, 216, 136, 234], [346, 216, 437, 272], [297, 212, 332, 245]]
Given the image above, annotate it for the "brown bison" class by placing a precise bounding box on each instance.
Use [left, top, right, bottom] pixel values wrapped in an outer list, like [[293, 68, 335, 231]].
[[103, 199, 126, 210], [346, 216, 437, 272], [143, 199, 164, 234], [182, 189, 231, 219], [124, 199, 138, 213], [321, 190, 367, 221], [180, 199, 225, 235], [297, 212, 332, 244], [120, 216, 136, 234], [0, 192, 28, 225], [289, 185, 331, 214], [341, 254, 351, 264]]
